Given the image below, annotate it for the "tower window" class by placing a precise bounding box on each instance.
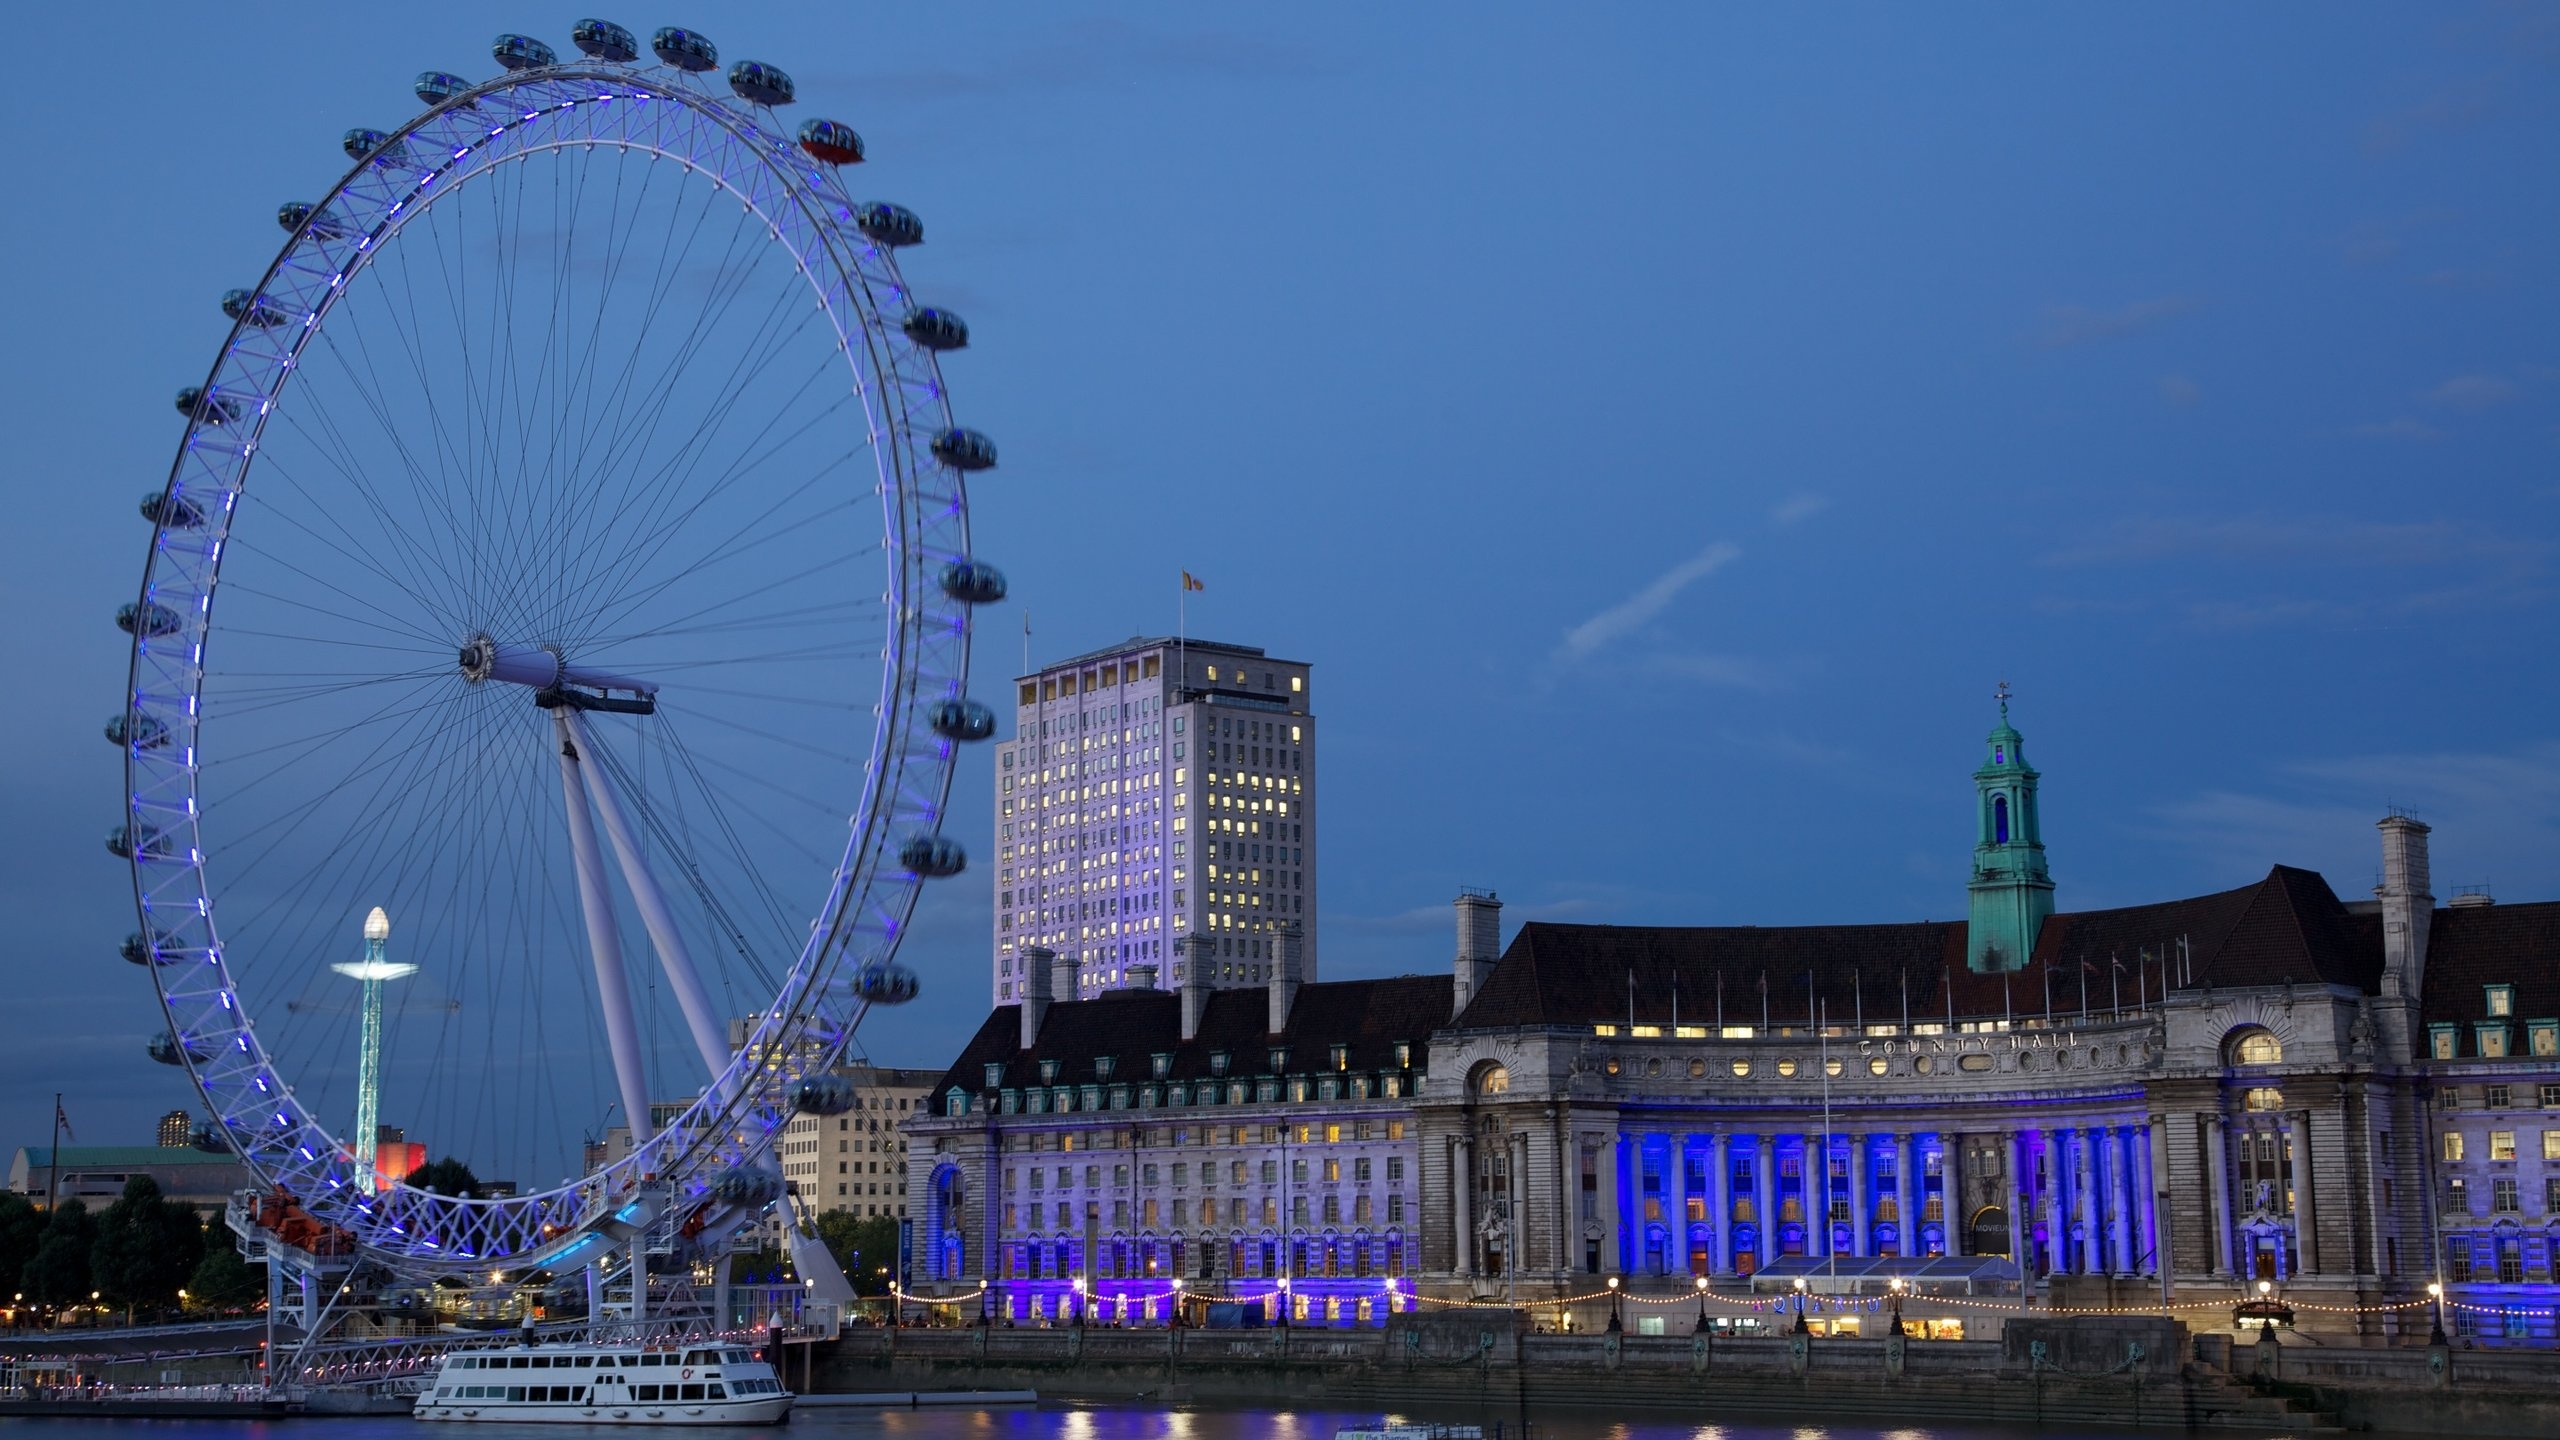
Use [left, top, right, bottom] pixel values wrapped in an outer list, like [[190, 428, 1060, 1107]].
[[1993, 795, 2010, 845]]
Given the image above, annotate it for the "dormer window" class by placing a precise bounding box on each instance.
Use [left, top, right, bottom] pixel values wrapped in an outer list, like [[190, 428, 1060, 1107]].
[[1268, 1047, 1289, 1074], [983, 1062, 1004, 1089], [1095, 1055, 1115, 1081], [1394, 1042, 1412, 1069], [2486, 985, 2514, 1018], [2428, 1023, 2459, 1060], [2476, 1024, 2511, 1059], [1209, 1051, 1229, 1077], [1151, 1052, 1172, 1079], [1330, 1044, 1349, 1071], [1038, 1058, 1060, 1084]]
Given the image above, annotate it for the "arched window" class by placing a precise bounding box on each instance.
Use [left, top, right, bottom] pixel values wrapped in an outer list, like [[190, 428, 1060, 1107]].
[[1993, 795, 2011, 845], [1476, 1064, 1510, 1097], [2243, 1086, 2284, 1112], [2229, 1028, 2282, 1066]]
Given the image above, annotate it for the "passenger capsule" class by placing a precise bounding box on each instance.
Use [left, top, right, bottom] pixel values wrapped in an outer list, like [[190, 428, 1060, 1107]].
[[709, 1166, 782, 1208], [276, 202, 349, 241], [140, 489, 208, 530], [571, 19, 640, 62], [147, 1031, 207, 1067], [492, 34, 558, 71], [797, 118, 864, 165], [938, 559, 1008, 605], [899, 834, 967, 879], [930, 428, 997, 472], [107, 822, 172, 861], [118, 601, 183, 639], [107, 711, 172, 750], [342, 128, 401, 165], [221, 289, 289, 330], [902, 307, 968, 351], [415, 71, 473, 107], [651, 26, 718, 72], [854, 202, 922, 248], [851, 962, 920, 1006], [727, 59, 794, 106], [927, 697, 997, 742], [121, 930, 178, 965], [175, 387, 243, 426], [793, 1075, 859, 1116]]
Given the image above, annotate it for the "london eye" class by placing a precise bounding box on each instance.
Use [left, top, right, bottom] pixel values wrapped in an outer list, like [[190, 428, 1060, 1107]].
[[111, 20, 1003, 1285]]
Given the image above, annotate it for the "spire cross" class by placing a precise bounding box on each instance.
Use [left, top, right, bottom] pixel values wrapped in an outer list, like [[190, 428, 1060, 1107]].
[[1994, 679, 2012, 719]]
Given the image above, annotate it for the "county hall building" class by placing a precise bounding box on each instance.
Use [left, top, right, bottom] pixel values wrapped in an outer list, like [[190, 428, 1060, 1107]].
[[905, 706, 2560, 1344]]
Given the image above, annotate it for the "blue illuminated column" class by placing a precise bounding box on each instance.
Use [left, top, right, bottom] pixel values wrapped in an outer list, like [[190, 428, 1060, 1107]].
[[1708, 1133, 1733, 1276], [1752, 1136, 1776, 1265], [2109, 1125, 2134, 1275], [329, 906, 417, 1195], [1849, 1136, 1872, 1257], [2040, 1131, 2067, 1275], [1893, 1134, 1915, 1257]]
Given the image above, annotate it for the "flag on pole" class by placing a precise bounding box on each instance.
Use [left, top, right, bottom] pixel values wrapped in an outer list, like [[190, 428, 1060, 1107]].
[[1182, 571, 1205, 592], [55, 1096, 74, 1143]]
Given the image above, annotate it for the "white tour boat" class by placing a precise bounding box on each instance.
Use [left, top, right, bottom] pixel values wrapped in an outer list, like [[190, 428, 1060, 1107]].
[[415, 1340, 792, 1425]]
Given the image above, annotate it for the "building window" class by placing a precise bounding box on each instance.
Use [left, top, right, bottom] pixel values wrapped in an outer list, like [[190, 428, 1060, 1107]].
[[2477, 1025, 2511, 1058], [2486, 1085, 2512, 1109], [2231, 1029, 2282, 1066], [2486, 985, 2514, 1018], [2243, 1087, 2284, 1112], [1992, 795, 2010, 845], [2442, 1132, 2466, 1163], [2491, 1178, 2519, 1213], [2488, 1130, 2516, 1161], [2443, 1177, 2469, 1216], [2430, 1026, 2459, 1060]]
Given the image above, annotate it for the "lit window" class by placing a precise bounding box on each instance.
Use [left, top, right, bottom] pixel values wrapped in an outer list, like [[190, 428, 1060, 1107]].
[[2232, 1030, 2282, 1066], [2443, 1132, 2465, 1163], [2486, 985, 2514, 1017], [2488, 1130, 2516, 1161], [2242, 1087, 2284, 1112]]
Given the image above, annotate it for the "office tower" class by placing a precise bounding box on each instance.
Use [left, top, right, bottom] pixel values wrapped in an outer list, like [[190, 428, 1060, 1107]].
[[993, 637, 1314, 1002]]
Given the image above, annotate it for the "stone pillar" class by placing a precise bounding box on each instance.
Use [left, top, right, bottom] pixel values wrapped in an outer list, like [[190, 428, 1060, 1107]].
[[2040, 1131, 2067, 1275], [1464, 1132, 1484, 1276], [1511, 1129, 1534, 1275], [2289, 1110, 2318, 1277], [1753, 1136, 1776, 1265], [1596, 1132, 1622, 1275], [1850, 1135, 1872, 1257], [2005, 1131, 2027, 1270], [1941, 1132, 1964, 1256], [2205, 1115, 2234, 1278], [2142, 1116, 2168, 1280], [1710, 1132, 1733, 1276], [2077, 1127, 2102, 1275], [1894, 1134, 1916, 1257], [1660, 1137, 1688, 1277], [2109, 1125, 2135, 1276], [1804, 1133, 1829, 1258]]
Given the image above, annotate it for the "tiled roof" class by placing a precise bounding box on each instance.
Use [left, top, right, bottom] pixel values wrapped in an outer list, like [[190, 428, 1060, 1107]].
[[2419, 900, 2560, 1026], [1453, 866, 2388, 1030], [928, 975, 1453, 1096]]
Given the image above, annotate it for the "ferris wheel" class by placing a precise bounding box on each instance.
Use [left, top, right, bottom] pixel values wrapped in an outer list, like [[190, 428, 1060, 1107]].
[[112, 20, 1006, 1275]]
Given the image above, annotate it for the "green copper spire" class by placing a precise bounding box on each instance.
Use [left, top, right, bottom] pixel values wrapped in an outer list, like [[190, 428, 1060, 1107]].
[[1965, 682, 2053, 973]]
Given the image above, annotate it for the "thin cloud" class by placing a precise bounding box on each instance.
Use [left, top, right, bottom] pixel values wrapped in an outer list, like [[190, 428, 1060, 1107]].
[[1555, 542, 1740, 661], [2158, 375, 2201, 409], [2423, 374, 2520, 412], [1647, 653, 1793, 692], [1769, 493, 1830, 527], [2150, 742, 2560, 889], [2028, 296, 2199, 350], [2351, 417, 2440, 441]]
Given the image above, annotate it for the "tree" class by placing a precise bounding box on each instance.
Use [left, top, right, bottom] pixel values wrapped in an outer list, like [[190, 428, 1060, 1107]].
[[813, 1211, 901, 1296], [0, 1192, 41, 1296], [92, 1176, 204, 1317], [185, 1232, 265, 1313], [21, 1199, 95, 1309], [406, 1157, 481, 1198]]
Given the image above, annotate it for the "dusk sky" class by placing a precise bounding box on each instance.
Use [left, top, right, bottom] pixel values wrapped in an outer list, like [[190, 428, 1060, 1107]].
[[4, 4, 2554, 1160]]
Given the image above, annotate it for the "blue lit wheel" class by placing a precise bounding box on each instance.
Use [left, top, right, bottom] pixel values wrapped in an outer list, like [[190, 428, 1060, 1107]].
[[115, 24, 1002, 1272]]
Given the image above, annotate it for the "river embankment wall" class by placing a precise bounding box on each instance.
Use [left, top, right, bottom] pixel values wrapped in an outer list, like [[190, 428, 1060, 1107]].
[[811, 1317, 2560, 1437]]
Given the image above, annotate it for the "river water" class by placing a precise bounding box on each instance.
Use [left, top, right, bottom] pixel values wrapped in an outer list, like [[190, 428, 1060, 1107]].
[[0, 1411, 2344, 1440]]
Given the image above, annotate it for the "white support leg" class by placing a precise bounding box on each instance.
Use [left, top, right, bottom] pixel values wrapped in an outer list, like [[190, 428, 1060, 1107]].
[[564, 709, 732, 1079], [554, 713, 655, 1149]]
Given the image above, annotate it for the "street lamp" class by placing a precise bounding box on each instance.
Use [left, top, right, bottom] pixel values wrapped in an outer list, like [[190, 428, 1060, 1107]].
[[1169, 1276, 1184, 1330], [2256, 1278, 2278, 1339], [1276, 1273, 1292, 1330], [1791, 1276, 1810, 1336], [1606, 1275, 1623, 1334], [1693, 1274, 1710, 1335], [1888, 1276, 1906, 1337], [2426, 1281, 2447, 1347]]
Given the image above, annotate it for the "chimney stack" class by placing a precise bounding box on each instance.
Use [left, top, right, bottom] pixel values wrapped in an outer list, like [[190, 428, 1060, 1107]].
[[1017, 945, 1056, 1050], [1179, 935, 1214, 1043], [1051, 949, 1080, 1009], [1453, 888, 1503, 1021], [2376, 815, 2434, 999], [1126, 962, 1159, 990], [1269, 925, 1305, 1034]]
